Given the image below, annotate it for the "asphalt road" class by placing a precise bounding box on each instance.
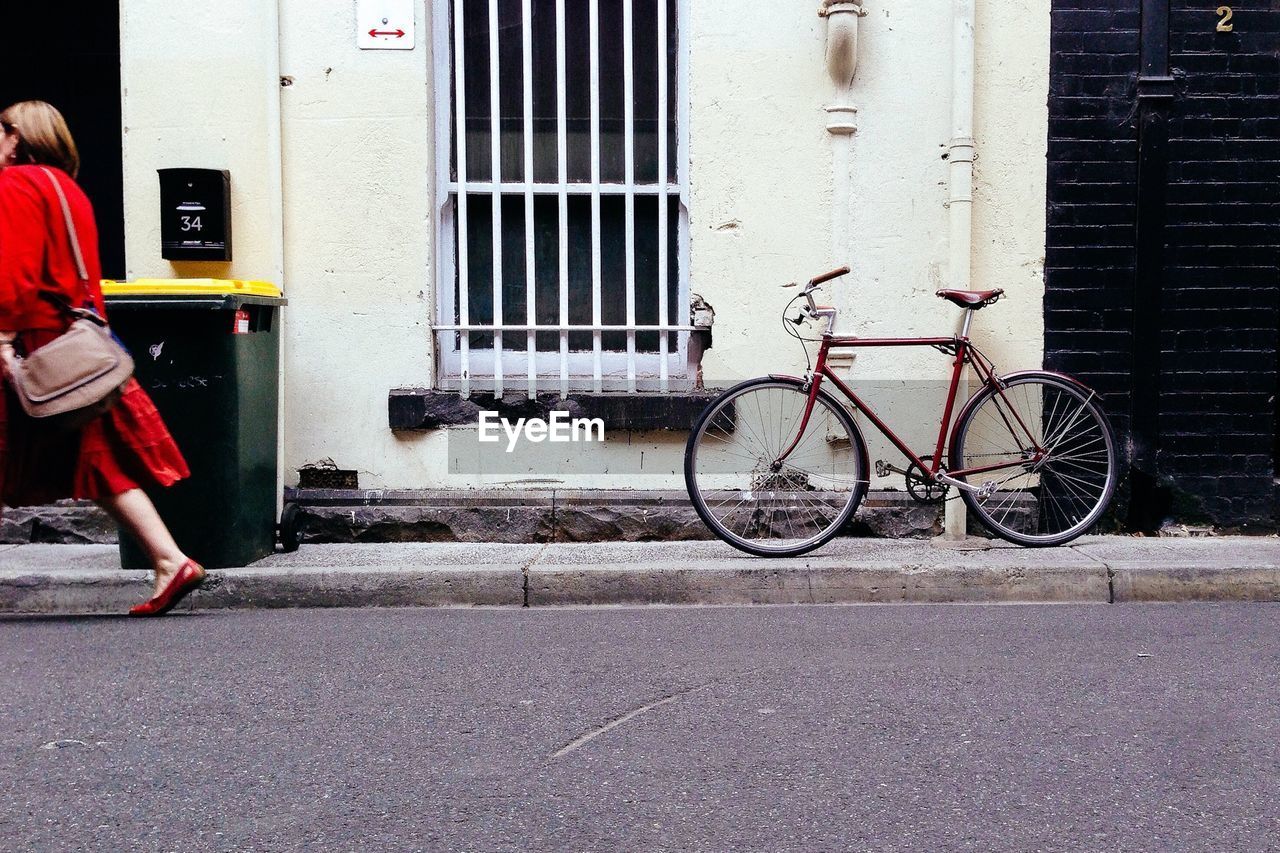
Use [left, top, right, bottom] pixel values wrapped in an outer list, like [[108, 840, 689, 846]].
[[1, 604, 1277, 852]]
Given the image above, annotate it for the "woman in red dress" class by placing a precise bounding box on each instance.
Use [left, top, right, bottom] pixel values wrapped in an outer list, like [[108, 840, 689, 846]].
[[0, 101, 204, 616]]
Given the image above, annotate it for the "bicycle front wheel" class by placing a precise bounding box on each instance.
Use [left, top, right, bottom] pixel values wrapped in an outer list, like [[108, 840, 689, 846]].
[[950, 372, 1118, 546], [684, 378, 869, 557]]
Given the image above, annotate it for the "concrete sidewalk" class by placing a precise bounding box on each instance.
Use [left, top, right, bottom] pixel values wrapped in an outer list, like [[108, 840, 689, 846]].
[[1, 535, 1278, 614]]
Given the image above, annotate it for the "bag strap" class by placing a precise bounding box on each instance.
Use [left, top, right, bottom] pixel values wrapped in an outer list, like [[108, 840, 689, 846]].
[[39, 167, 91, 289]]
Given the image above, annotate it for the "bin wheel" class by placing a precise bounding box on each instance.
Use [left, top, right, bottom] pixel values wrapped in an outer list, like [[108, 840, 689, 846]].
[[279, 502, 302, 552]]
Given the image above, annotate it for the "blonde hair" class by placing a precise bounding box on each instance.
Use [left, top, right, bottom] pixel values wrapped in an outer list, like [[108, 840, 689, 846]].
[[1, 101, 80, 178]]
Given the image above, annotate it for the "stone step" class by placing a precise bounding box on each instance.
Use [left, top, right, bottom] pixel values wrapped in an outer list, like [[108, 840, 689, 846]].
[[2, 490, 945, 545]]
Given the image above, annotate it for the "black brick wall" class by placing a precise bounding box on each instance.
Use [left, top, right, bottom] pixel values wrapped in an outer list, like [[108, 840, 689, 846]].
[[1046, 0, 1142, 440], [1046, 0, 1280, 528]]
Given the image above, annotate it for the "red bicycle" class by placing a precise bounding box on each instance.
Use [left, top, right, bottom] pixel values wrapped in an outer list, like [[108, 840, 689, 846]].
[[684, 266, 1118, 555]]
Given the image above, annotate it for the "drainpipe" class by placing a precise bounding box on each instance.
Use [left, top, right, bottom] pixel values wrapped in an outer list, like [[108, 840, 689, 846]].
[[943, 0, 976, 540], [267, 0, 287, 523], [821, 1, 864, 260], [821, 1, 865, 378]]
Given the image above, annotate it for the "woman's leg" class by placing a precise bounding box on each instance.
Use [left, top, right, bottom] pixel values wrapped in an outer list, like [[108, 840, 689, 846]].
[[96, 488, 189, 597]]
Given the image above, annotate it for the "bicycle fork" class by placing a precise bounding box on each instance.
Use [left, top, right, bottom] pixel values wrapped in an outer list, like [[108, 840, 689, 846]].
[[769, 373, 826, 473]]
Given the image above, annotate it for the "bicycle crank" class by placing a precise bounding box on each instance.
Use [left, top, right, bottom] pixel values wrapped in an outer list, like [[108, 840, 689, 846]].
[[934, 472, 999, 499], [906, 455, 948, 504], [876, 458, 950, 504]]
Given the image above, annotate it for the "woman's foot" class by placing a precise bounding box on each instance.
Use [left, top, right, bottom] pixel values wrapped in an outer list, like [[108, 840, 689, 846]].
[[129, 559, 206, 617], [149, 555, 191, 598]]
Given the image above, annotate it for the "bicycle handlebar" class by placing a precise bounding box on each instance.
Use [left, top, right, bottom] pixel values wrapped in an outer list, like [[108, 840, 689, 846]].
[[808, 266, 850, 287], [781, 267, 848, 333]]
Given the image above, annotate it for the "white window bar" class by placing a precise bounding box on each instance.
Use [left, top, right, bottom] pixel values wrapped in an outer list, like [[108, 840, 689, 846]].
[[435, 323, 691, 331], [452, 0, 470, 397], [657, 0, 669, 391], [522, 0, 536, 399], [445, 182, 678, 194], [488, 0, 504, 397], [678, 0, 691, 344], [556, 0, 570, 398], [623, 0, 637, 393], [589, 0, 603, 394]]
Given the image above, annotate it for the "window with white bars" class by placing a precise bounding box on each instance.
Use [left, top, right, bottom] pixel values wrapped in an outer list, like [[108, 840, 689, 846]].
[[433, 0, 690, 397]]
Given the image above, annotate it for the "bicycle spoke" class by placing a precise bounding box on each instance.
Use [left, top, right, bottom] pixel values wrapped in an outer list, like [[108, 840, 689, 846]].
[[954, 375, 1115, 545], [1040, 465, 1105, 501], [687, 381, 865, 555]]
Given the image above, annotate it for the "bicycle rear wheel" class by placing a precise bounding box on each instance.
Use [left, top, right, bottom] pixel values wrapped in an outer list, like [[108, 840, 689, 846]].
[[950, 372, 1118, 546], [684, 377, 869, 557]]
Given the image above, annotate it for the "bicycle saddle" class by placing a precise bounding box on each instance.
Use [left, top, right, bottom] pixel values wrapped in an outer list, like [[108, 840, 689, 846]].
[[935, 288, 1004, 309]]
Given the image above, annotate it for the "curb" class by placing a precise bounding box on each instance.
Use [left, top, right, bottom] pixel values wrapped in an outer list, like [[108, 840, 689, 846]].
[[0, 565, 525, 615], [2, 540, 1279, 614], [0, 570, 145, 616], [524, 563, 1110, 606], [1111, 564, 1280, 602], [0, 563, 1107, 615]]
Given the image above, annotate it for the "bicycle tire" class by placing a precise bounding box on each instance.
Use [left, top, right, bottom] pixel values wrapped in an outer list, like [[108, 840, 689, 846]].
[[949, 371, 1118, 546], [684, 377, 869, 557]]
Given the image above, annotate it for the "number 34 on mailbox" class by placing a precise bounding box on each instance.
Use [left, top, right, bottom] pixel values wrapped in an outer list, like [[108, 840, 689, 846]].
[[158, 168, 232, 262]]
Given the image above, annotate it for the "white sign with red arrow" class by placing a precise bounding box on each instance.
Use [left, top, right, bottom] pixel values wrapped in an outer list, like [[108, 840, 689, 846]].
[[357, 0, 415, 50]]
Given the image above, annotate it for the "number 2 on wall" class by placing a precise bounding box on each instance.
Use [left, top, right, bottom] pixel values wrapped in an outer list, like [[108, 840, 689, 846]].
[[1216, 6, 1233, 32]]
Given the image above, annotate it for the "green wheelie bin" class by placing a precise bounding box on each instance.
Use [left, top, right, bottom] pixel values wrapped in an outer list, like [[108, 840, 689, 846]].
[[101, 279, 287, 570]]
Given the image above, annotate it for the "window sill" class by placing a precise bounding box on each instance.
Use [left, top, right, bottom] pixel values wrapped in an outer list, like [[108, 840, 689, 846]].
[[388, 388, 721, 432]]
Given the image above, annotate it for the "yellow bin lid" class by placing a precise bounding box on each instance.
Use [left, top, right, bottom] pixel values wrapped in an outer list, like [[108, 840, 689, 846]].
[[101, 279, 283, 299]]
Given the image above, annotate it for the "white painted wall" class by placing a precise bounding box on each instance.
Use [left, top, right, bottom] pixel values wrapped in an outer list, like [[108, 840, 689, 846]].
[[973, 0, 1050, 370], [121, 0, 442, 488], [275, 0, 438, 488], [119, 0, 1050, 491], [120, 1, 283, 283]]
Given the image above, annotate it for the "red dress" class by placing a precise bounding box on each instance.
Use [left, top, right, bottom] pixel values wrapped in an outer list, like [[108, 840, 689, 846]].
[[0, 165, 189, 507]]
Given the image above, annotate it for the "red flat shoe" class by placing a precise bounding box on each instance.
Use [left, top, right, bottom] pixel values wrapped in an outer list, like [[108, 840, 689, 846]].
[[129, 559, 207, 617]]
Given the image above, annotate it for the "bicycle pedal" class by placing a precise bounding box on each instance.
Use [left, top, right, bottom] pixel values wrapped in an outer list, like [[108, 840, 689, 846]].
[[875, 460, 908, 478], [978, 480, 997, 500]]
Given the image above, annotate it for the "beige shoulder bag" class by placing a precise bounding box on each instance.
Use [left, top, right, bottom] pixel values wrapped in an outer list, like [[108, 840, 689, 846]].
[[3, 168, 135, 432]]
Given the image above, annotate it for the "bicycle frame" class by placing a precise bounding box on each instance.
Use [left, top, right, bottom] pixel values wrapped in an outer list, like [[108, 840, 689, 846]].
[[772, 320, 1048, 485]]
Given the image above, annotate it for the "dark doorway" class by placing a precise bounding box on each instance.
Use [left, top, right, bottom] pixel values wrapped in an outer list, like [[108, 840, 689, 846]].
[[0, 3, 124, 280]]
